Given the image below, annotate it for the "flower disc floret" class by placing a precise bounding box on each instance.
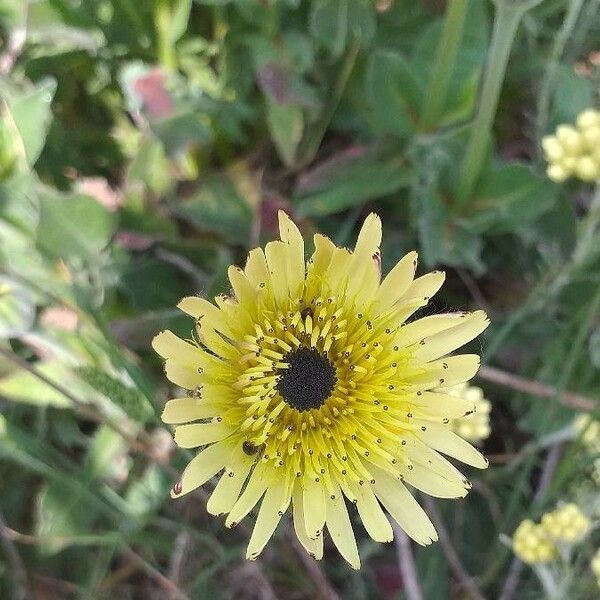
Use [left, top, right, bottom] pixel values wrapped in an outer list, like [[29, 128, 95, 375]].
[[154, 212, 490, 567]]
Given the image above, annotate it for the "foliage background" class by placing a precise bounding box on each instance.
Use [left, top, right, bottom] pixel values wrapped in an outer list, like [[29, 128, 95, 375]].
[[1, 0, 600, 598]]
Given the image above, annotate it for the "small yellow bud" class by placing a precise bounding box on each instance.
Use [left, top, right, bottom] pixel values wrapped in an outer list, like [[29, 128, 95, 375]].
[[444, 383, 491, 443], [512, 519, 557, 564], [541, 136, 564, 162], [541, 503, 589, 544], [547, 164, 569, 182], [576, 109, 600, 131], [556, 125, 583, 154], [574, 156, 599, 182], [581, 126, 600, 150]]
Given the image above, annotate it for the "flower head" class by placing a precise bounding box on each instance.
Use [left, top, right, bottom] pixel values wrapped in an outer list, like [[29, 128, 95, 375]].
[[542, 109, 600, 183], [444, 383, 491, 443], [153, 212, 489, 568], [512, 519, 557, 564], [541, 503, 590, 544]]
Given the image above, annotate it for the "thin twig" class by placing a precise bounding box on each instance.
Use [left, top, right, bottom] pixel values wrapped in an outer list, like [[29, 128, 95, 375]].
[[392, 523, 423, 600], [0, 509, 28, 600], [123, 547, 193, 600], [477, 365, 596, 412], [287, 531, 341, 600], [422, 497, 487, 600], [498, 444, 563, 600]]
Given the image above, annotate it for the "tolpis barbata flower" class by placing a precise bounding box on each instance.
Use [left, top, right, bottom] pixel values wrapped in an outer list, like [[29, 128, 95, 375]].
[[153, 212, 490, 568], [443, 383, 491, 443], [542, 109, 600, 183], [512, 519, 557, 564]]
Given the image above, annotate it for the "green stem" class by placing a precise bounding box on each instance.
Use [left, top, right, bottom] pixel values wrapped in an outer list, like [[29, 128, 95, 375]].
[[421, 0, 469, 129], [454, 2, 524, 209], [535, 0, 586, 162], [155, 0, 176, 71]]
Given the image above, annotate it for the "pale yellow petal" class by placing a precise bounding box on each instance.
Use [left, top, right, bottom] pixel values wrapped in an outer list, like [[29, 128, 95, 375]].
[[207, 457, 254, 516], [228, 266, 256, 308], [410, 390, 476, 420], [292, 482, 323, 559], [403, 271, 445, 302], [164, 361, 202, 389], [174, 421, 233, 448], [246, 476, 291, 560], [303, 476, 326, 539], [403, 354, 481, 390], [162, 397, 223, 424], [171, 442, 231, 498], [414, 311, 489, 362], [308, 234, 335, 277], [153, 330, 219, 371], [278, 210, 305, 296], [244, 248, 270, 290], [400, 462, 468, 498], [325, 482, 360, 569], [374, 251, 418, 313], [177, 297, 232, 337], [225, 465, 271, 527], [394, 313, 472, 347], [417, 422, 488, 468], [348, 480, 393, 543], [265, 240, 289, 306], [371, 466, 437, 545]]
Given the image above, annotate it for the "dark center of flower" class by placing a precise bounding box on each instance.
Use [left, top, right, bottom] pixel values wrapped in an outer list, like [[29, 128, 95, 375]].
[[276, 346, 336, 412]]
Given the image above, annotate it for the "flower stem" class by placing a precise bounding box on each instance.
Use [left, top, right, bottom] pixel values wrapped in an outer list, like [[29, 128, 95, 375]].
[[454, 1, 525, 209], [535, 0, 586, 163], [421, 0, 469, 129], [155, 0, 176, 71]]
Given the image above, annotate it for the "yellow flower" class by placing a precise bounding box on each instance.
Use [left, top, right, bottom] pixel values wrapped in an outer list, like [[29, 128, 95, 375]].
[[512, 519, 557, 564], [573, 414, 600, 453], [542, 108, 600, 183], [591, 548, 600, 588], [443, 383, 491, 443], [541, 503, 590, 544], [153, 212, 489, 568]]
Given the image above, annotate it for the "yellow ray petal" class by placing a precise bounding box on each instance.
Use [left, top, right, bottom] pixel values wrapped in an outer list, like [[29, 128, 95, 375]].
[[303, 476, 326, 539], [228, 266, 256, 308], [408, 391, 476, 420], [244, 248, 270, 290], [171, 442, 231, 498], [265, 240, 289, 306], [164, 361, 203, 389], [174, 421, 233, 448], [348, 480, 393, 543], [292, 482, 323, 559], [403, 271, 445, 302], [371, 466, 437, 545], [162, 397, 223, 424], [374, 251, 418, 313], [246, 476, 291, 560], [404, 354, 481, 390], [414, 311, 489, 362], [417, 422, 488, 468], [207, 457, 254, 516], [309, 233, 335, 277], [325, 482, 360, 569], [394, 313, 472, 347], [177, 297, 232, 337], [226, 465, 271, 527], [278, 210, 305, 296]]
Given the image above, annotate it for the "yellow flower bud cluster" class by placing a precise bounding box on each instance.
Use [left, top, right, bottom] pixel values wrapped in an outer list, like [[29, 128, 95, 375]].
[[446, 383, 491, 443], [541, 503, 590, 544], [542, 109, 600, 183], [591, 549, 600, 589], [512, 519, 557, 564], [573, 414, 600, 450]]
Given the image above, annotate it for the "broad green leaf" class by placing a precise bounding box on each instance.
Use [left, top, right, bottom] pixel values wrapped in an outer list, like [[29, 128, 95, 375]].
[[266, 99, 303, 168], [467, 164, 558, 234], [0, 276, 35, 338], [36, 191, 117, 260], [551, 65, 593, 127], [84, 426, 128, 481], [295, 152, 412, 217], [310, 0, 375, 57], [174, 171, 253, 245], [128, 137, 172, 195], [6, 79, 57, 167], [364, 50, 423, 136], [0, 360, 84, 408]]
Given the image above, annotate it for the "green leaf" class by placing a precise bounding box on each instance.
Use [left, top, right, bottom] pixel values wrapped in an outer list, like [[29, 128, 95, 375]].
[[174, 171, 253, 245], [0, 276, 35, 338], [5, 79, 57, 167], [128, 137, 172, 195], [416, 189, 484, 273], [310, 0, 375, 57], [364, 50, 423, 136], [0, 360, 83, 408], [295, 151, 412, 217], [551, 65, 593, 127], [266, 99, 303, 168], [467, 164, 558, 234], [36, 191, 118, 260]]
